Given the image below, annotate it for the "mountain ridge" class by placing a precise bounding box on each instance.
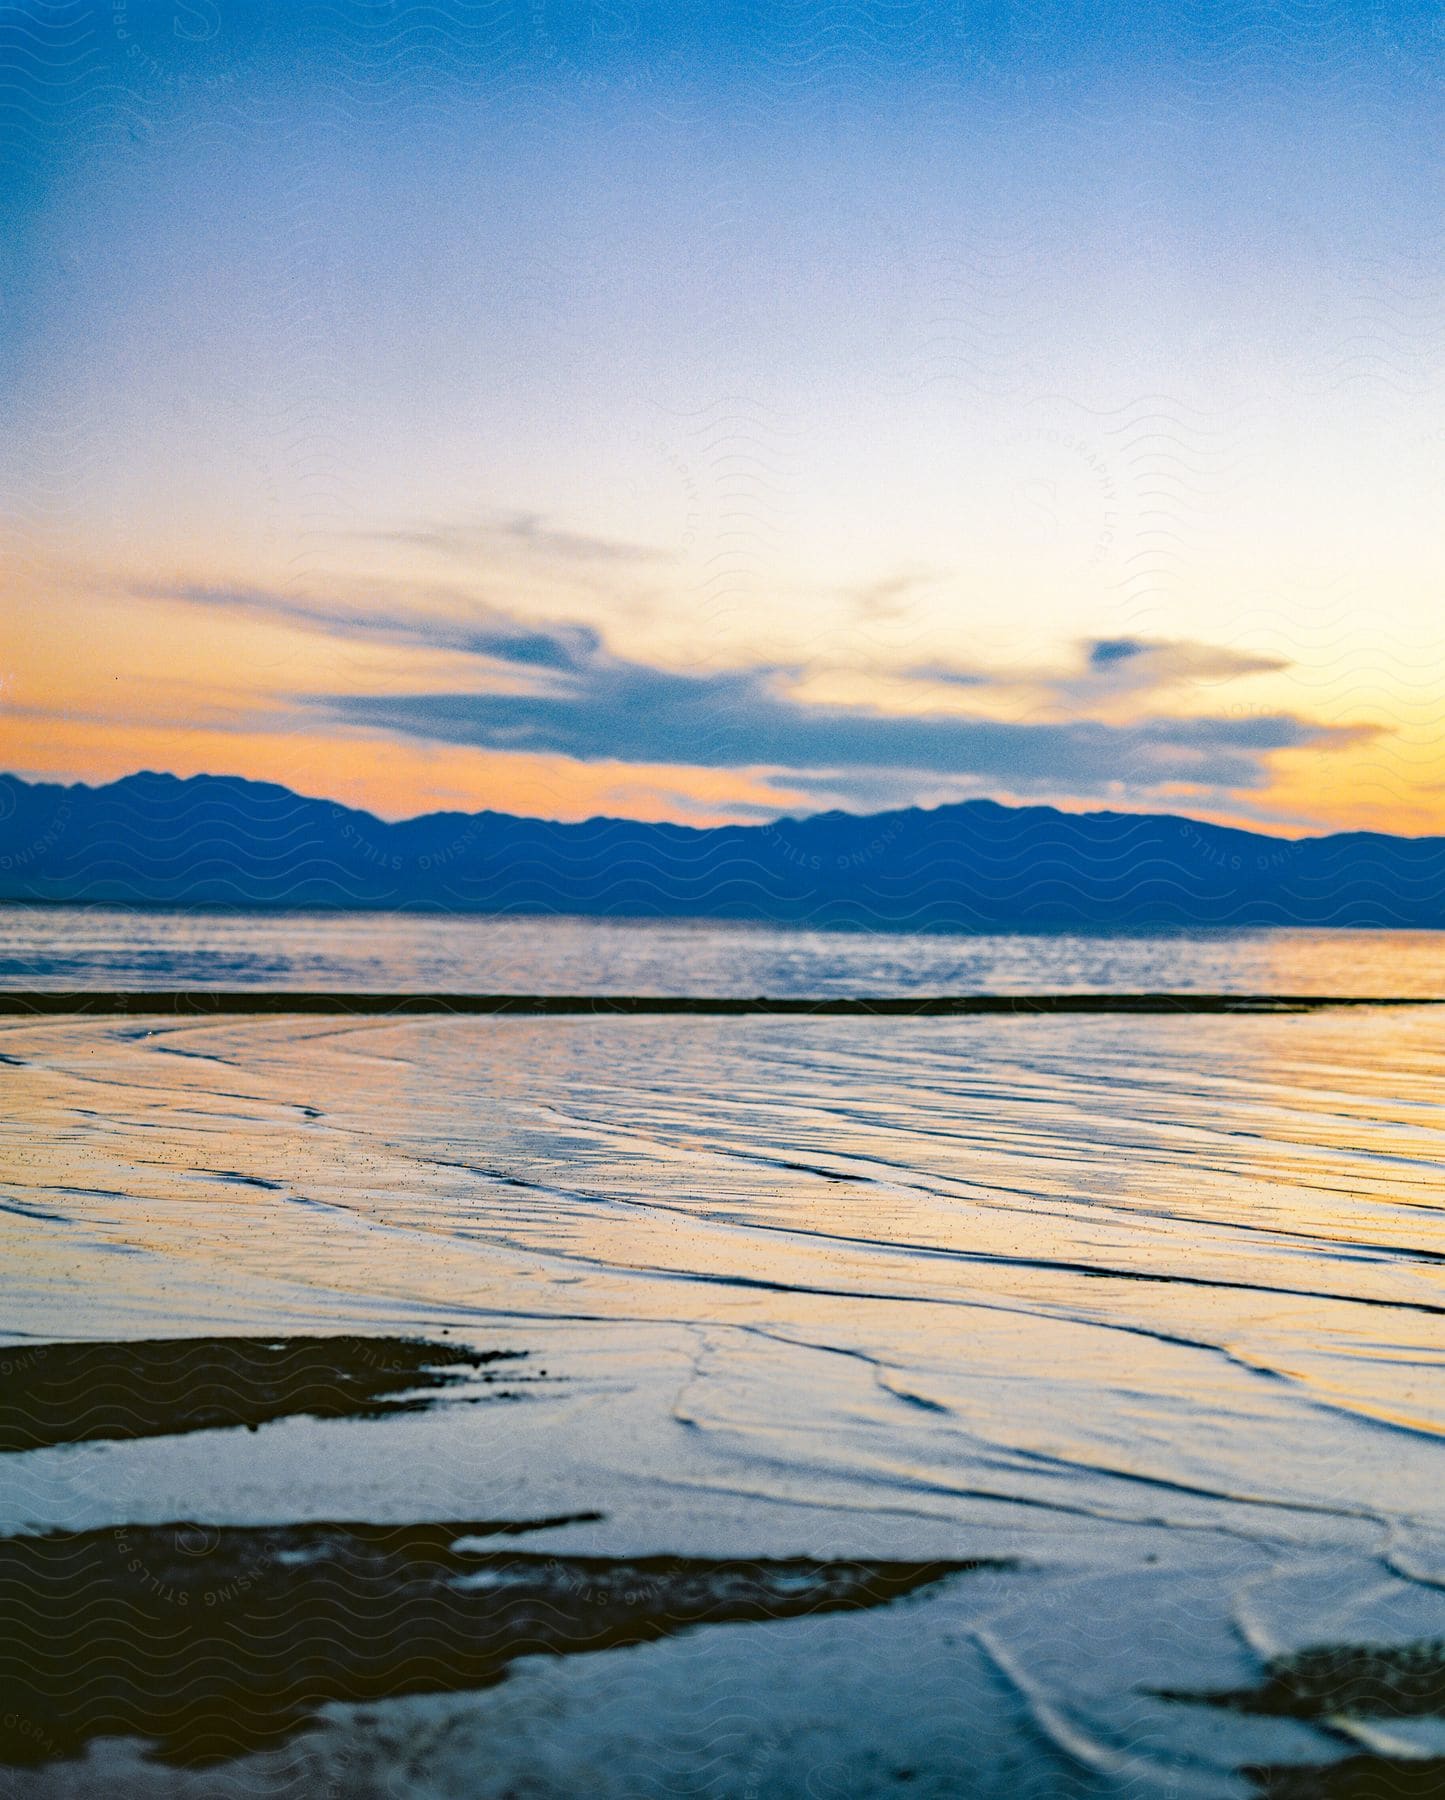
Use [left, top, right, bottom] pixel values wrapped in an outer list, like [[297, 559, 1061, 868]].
[[3, 769, 1444, 929]]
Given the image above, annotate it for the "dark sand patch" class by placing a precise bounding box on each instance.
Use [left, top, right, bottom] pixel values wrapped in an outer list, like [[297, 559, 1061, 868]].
[[0, 1336, 529, 1452], [1159, 1641, 1445, 1799], [1157, 1640, 1445, 1721], [1243, 1756, 1445, 1798], [0, 1520, 1001, 1766]]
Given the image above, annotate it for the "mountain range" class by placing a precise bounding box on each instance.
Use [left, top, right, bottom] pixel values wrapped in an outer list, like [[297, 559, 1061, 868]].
[[3, 770, 1444, 929]]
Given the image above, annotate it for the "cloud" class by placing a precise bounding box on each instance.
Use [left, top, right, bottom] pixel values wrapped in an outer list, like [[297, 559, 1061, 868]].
[[1089, 637, 1148, 668], [317, 639, 1360, 797], [902, 663, 989, 689], [1077, 636, 1288, 692], [138, 582, 601, 675], [137, 581, 1360, 804], [368, 511, 674, 568], [895, 636, 1286, 704], [848, 568, 944, 622]]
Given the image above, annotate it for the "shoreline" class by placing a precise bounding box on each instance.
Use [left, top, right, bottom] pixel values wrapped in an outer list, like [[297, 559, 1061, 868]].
[[2, 989, 1443, 1017]]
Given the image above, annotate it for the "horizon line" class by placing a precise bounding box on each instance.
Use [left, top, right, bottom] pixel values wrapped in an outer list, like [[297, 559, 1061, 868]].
[[3, 766, 1432, 847]]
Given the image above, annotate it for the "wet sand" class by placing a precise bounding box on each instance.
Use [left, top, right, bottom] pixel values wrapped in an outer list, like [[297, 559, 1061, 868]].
[[3, 1004, 1443, 1796]]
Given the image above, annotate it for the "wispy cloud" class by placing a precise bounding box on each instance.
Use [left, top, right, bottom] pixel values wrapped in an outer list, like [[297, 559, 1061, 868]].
[[137, 582, 601, 676], [317, 644, 1359, 798], [135, 580, 1361, 807], [1072, 636, 1288, 695], [365, 511, 675, 568], [848, 568, 945, 623]]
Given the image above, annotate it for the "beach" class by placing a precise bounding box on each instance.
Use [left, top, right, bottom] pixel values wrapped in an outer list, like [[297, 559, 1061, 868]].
[[1, 918, 1443, 1794]]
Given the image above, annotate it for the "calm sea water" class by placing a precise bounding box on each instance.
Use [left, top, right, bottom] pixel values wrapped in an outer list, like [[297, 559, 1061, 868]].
[[3, 913, 1443, 1794], [3, 905, 1445, 994]]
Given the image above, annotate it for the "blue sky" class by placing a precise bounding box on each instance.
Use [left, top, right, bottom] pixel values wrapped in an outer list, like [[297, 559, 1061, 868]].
[[3, 0, 1442, 827]]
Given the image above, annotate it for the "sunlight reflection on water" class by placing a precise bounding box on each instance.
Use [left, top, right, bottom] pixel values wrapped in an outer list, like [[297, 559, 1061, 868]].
[[3, 906, 1445, 995]]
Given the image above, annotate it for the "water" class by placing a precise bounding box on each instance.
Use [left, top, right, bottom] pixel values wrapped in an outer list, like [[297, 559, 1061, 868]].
[[2, 914, 1444, 1794], [4, 905, 1445, 994]]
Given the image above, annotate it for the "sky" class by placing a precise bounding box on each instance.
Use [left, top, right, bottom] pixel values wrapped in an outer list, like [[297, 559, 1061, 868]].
[[2, 0, 1442, 831]]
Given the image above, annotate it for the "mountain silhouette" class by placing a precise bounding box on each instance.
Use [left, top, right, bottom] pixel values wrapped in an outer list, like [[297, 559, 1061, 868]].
[[3, 770, 1444, 929]]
